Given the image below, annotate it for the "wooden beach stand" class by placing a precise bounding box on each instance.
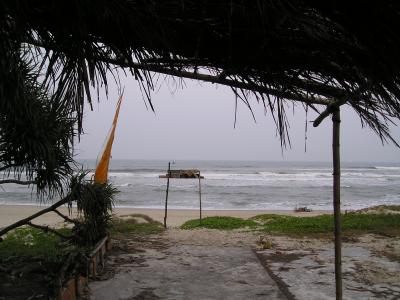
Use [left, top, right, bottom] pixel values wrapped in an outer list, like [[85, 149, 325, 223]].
[[160, 163, 204, 228]]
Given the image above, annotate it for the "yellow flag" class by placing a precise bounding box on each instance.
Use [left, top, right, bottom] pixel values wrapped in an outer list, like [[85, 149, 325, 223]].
[[94, 94, 123, 183]]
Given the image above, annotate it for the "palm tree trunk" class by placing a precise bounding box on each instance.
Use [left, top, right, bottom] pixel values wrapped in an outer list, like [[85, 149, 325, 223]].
[[332, 108, 342, 300]]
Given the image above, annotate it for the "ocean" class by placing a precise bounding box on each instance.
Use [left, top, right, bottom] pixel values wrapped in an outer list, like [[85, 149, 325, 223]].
[[1, 160, 399, 210]]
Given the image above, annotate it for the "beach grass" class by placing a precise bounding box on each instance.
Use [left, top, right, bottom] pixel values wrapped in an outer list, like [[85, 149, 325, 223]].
[[386, 205, 400, 212], [181, 212, 400, 237], [0, 227, 71, 260], [254, 213, 400, 236], [0, 227, 74, 299], [362, 205, 400, 212], [181, 216, 258, 230], [109, 214, 164, 236]]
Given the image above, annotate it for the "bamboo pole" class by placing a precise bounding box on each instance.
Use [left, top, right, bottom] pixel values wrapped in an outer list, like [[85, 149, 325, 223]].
[[164, 162, 171, 228], [198, 172, 202, 224], [332, 108, 342, 300]]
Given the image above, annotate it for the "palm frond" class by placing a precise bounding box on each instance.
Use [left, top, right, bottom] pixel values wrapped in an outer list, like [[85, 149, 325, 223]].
[[1, 0, 400, 145]]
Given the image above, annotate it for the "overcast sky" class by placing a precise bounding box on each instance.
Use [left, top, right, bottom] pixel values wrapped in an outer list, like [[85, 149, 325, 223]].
[[76, 74, 400, 163]]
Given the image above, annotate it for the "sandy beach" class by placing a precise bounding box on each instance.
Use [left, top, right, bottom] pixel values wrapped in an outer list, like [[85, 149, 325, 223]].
[[0, 204, 331, 228]]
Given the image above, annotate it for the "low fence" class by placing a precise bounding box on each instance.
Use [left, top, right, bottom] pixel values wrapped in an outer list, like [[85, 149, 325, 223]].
[[57, 236, 112, 300]]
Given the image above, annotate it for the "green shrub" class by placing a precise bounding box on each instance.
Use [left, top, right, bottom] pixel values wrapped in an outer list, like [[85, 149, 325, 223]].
[[0, 227, 71, 260], [181, 216, 257, 230], [254, 213, 400, 236], [181, 213, 400, 235], [109, 215, 164, 236], [69, 175, 117, 246]]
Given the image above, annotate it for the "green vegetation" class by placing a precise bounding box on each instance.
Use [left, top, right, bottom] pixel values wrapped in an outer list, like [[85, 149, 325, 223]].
[[0, 227, 71, 260], [181, 216, 258, 230], [110, 214, 164, 236], [253, 213, 400, 236], [181, 212, 400, 237], [253, 214, 335, 234], [386, 205, 400, 212], [367, 205, 400, 212], [71, 175, 117, 246], [0, 227, 78, 299]]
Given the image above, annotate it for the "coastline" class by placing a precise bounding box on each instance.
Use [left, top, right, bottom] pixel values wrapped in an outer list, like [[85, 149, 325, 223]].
[[0, 204, 331, 228]]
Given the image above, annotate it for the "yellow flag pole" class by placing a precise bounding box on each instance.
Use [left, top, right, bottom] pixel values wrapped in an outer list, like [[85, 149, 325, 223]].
[[94, 94, 124, 184]]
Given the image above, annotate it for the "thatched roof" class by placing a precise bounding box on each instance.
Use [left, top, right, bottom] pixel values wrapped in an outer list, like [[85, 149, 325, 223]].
[[1, 1, 400, 144]]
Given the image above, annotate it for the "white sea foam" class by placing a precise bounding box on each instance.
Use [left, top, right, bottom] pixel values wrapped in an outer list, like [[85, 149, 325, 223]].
[[204, 172, 331, 181], [107, 170, 400, 187], [2, 160, 399, 210], [375, 166, 400, 170], [114, 183, 132, 187], [383, 193, 400, 201], [108, 172, 159, 178]]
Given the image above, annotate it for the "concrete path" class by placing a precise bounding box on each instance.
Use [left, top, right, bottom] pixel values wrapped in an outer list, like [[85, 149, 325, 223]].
[[257, 242, 400, 299], [90, 243, 286, 299]]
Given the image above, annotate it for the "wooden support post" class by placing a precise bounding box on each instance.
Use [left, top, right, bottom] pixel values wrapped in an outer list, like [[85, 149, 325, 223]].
[[332, 108, 342, 300], [198, 172, 202, 224], [164, 162, 171, 228]]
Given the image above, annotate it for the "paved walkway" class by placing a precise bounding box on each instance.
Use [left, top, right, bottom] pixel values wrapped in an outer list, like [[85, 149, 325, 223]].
[[90, 233, 286, 300]]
